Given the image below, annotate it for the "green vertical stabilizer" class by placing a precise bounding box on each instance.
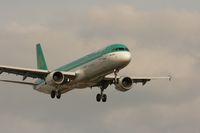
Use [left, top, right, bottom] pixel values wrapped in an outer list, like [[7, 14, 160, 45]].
[[36, 44, 48, 70]]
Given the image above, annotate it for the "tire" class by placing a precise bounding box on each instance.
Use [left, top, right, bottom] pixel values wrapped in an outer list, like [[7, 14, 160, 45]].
[[96, 94, 101, 102], [102, 94, 107, 102], [56, 90, 61, 99], [51, 91, 56, 99]]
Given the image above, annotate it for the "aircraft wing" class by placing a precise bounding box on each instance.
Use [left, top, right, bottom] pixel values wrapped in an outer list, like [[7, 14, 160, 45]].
[[104, 75, 171, 85], [0, 65, 76, 80], [0, 79, 38, 86], [0, 65, 49, 79]]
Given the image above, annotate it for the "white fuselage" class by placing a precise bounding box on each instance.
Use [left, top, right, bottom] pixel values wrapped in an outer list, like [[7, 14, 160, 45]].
[[35, 51, 132, 94]]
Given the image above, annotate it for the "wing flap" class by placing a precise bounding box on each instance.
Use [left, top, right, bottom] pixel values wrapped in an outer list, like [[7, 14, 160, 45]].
[[0, 65, 49, 79], [0, 79, 38, 86]]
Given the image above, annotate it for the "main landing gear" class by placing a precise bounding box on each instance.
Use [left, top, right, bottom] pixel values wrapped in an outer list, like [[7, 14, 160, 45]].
[[51, 90, 61, 99]]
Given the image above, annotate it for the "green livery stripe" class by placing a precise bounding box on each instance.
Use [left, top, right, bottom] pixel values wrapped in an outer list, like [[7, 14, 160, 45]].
[[57, 43, 129, 72], [36, 44, 48, 70]]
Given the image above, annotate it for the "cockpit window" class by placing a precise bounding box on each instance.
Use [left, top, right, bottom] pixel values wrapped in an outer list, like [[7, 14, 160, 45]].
[[112, 47, 129, 52]]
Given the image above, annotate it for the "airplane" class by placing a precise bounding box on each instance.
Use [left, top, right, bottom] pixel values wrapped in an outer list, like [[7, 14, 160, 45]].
[[0, 43, 171, 102]]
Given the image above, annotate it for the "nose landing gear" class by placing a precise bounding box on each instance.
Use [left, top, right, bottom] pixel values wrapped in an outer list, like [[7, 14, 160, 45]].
[[96, 87, 107, 103], [95, 69, 120, 103], [96, 80, 109, 102], [96, 87, 107, 102]]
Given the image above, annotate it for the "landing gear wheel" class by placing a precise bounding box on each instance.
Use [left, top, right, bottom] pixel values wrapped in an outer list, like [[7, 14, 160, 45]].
[[96, 81, 109, 102], [96, 94, 101, 102], [102, 94, 107, 102], [56, 90, 61, 99], [51, 91, 56, 99]]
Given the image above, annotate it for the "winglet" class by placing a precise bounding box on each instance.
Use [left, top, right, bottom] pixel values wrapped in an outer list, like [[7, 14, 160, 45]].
[[36, 44, 48, 70]]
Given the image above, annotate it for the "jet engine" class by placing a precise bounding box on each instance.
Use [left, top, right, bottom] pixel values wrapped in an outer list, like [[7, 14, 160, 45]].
[[46, 71, 70, 85], [115, 77, 133, 92]]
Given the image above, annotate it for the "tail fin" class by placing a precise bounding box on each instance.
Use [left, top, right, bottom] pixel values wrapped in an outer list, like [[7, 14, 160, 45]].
[[36, 43, 48, 70]]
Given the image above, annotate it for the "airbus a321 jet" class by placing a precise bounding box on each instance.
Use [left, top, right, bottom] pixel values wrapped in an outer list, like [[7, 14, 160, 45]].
[[0, 44, 170, 102]]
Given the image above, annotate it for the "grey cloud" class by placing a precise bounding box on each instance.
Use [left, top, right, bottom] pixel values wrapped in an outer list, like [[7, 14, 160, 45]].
[[0, 3, 200, 133], [102, 99, 200, 133], [79, 5, 200, 52]]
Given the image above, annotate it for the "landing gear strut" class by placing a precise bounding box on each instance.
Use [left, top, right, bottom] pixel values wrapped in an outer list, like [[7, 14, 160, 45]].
[[51, 90, 61, 99], [114, 69, 119, 84]]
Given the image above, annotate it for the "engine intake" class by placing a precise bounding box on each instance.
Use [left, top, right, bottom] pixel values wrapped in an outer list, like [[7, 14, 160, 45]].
[[53, 72, 65, 84], [115, 77, 133, 92], [46, 71, 70, 85]]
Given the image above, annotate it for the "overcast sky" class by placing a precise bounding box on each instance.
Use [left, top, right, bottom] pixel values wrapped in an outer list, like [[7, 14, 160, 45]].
[[0, 0, 200, 133]]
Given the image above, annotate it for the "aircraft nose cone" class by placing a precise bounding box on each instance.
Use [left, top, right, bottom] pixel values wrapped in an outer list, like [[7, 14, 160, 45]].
[[118, 52, 132, 65], [123, 52, 132, 63]]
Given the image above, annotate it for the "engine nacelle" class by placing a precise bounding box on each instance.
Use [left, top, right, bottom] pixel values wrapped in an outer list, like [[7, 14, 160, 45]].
[[115, 77, 133, 92], [46, 71, 70, 85]]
